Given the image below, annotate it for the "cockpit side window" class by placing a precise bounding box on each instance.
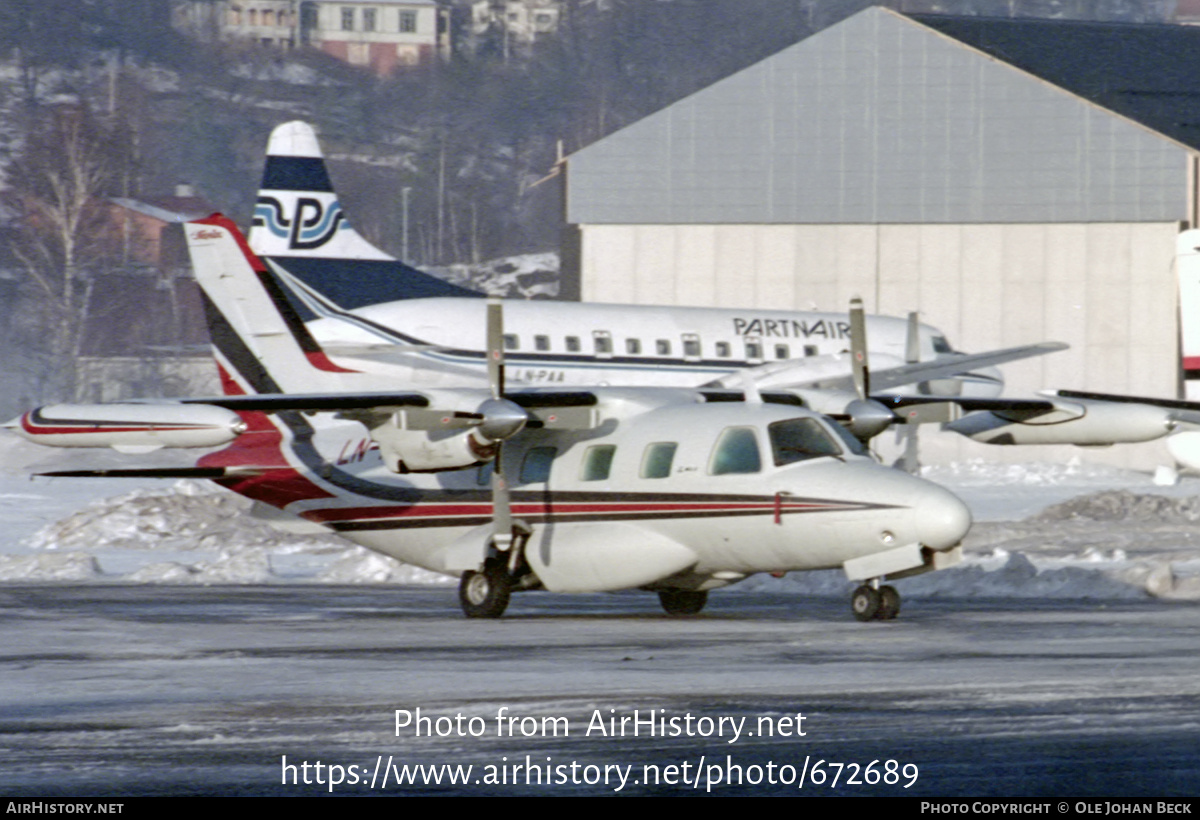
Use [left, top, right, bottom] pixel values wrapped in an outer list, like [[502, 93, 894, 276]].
[[708, 426, 762, 475], [768, 418, 843, 466], [826, 419, 869, 456]]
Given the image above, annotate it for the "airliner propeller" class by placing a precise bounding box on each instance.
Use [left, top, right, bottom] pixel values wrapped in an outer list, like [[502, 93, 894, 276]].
[[840, 297, 897, 442], [481, 298, 529, 552], [894, 311, 923, 473]]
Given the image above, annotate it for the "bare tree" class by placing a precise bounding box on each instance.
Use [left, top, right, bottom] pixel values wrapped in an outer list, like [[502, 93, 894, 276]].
[[5, 105, 125, 402]]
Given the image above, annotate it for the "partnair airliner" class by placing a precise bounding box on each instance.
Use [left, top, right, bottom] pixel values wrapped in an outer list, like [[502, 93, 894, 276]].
[[247, 121, 1056, 397]]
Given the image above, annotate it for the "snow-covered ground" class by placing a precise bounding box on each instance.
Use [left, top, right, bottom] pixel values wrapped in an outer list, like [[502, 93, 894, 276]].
[[4, 430, 1199, 602]]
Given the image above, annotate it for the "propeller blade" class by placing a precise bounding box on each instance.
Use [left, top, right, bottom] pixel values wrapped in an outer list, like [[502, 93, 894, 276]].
[[896, 309, 922, 473], [487, 298, 505, 399], [905, 311, 920, 365], [849, 296, 870, 400], [492, 446, 513, 551]]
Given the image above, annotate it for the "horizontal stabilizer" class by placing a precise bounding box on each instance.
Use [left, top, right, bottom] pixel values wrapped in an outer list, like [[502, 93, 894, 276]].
[[110, 197, 209, 224], [35, 466, 270, 479], [182, 392, 430, 412]]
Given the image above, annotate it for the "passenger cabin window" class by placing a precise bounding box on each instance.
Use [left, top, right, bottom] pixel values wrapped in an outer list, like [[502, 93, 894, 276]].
[[715, 341, 731, 358], [775, 344, 789, 360], [768, 418, 843, 466], [565, 336, 581, 352], [656, 339, 671, 356], [640, 442, 677, 479], [708, 427, 761, 475], [520, 447, 556, 483], [682, 334, 701, 359], [534, 335, 550, 352], [626, 338, 642, 355], [804, 345, 818, 357], [580, 445, 616, 481], [744, 338, 763, 361], [593, 331, 613, 355], [503, 334, 519, 350]]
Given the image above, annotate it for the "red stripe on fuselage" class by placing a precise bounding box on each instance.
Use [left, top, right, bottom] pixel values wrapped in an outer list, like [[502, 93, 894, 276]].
[[300, 497, 862, 526]]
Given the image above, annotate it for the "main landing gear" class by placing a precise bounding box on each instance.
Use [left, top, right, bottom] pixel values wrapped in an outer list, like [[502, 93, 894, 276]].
[[459, 559, 512, 618], [851, 583, 900, 621], [657, 589, 708, 616]]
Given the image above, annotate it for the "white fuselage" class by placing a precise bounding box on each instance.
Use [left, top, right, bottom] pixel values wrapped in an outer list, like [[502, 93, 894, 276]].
[[308, 298, 999, 394], [223, 400, 970, 592]]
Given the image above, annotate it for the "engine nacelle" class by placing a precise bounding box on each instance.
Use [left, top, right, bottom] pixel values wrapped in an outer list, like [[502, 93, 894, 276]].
[[7, 404, 246, 451], [371, 425, 497, 473], [945, 399, 1173, 446]]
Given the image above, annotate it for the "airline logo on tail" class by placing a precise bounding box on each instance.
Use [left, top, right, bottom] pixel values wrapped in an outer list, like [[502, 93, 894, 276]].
[[254, 195, 348, 251]]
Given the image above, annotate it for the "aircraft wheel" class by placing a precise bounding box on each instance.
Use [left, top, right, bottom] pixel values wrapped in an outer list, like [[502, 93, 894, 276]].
[[459, 563, 511, 619], [876, 585, 901, 620], [658, 589, 708, 616], [851, 584, 881, 621]]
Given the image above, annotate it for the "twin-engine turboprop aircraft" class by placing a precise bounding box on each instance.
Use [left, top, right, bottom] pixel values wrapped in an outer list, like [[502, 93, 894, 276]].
[[9, 214, 976, 621], [247, 121, 1053, 403], [12, 124, 1200, 620]]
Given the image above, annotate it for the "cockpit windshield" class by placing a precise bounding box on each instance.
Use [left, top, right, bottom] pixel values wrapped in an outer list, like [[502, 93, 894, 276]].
[[932, 335, 955, 354], [768, 418, 845, 466]]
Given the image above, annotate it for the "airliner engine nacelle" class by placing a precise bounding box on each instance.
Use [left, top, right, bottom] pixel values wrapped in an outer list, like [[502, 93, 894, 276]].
[[6, 404, 247, 451], [362, 398, 532, 474], [944, 397, 1174, 446]]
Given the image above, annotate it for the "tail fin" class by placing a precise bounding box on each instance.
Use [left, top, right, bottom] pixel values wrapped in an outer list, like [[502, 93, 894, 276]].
[[250, 121, 479, 309], [187, 214, 368, 396], [1177, 229, 1200, 400]]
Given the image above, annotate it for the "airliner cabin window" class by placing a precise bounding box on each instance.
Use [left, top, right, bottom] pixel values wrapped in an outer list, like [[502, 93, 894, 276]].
[[656, 339, 671, 356], [520, 447, 556, 483], [716, 341, 731, 358], [580, 445, 616, 481], [503, 334, 519, 350], [534, 335, 550, 352], [565, 336, 581, 352], [640, 442, 677, 479], [709, 427, 762, 475], [804, 345, 818, 357], [593, 332, 613, 355], [626, 339, 641, 355], [768, 418, 843, 466], [775, 344, 789, 359], [682, 335, 701, 358], [744, 339, 763, 361]]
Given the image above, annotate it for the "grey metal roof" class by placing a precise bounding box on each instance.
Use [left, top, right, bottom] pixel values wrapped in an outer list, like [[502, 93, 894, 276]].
[[913, 13, 1200, 152], [567, 6, 1190, 225]]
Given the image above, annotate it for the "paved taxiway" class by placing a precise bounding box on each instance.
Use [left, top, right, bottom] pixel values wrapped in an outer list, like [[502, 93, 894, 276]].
[[2, 585, 1197, 796]]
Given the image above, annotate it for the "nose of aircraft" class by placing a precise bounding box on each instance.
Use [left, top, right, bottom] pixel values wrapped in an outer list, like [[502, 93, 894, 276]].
[[915, 482, 972, 550]]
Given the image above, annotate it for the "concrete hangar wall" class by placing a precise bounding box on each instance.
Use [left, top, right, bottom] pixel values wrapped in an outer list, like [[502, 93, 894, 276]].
[[565, 6, 1200, 469]]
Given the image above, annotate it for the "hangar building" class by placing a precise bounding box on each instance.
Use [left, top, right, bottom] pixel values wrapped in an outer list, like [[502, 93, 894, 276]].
[[564, 6, 1200, 467]]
